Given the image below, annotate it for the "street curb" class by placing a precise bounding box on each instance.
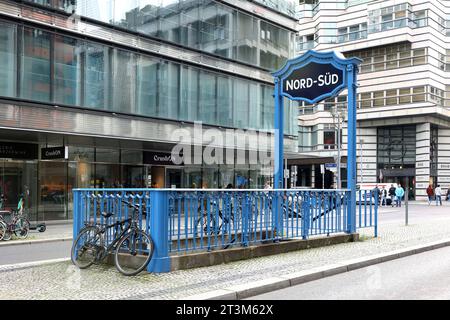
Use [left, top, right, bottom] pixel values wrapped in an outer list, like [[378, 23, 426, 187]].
[[0, 237, 73, 247], [0, 258, 71, 273], [184, 238, 450, 300]]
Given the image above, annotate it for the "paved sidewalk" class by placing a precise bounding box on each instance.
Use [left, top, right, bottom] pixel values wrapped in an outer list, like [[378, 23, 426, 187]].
[[0, 221, 72, 246], [1, 212, 450, 300]]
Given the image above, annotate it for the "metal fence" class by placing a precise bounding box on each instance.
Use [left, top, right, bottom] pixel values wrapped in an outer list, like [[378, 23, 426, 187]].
[[73, 188, 378, 272]]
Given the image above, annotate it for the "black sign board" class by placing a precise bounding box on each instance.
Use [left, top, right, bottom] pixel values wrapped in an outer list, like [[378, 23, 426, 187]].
[[143, 151, 183, 166], [41, 146, 68, 160], [282, 62, 344, 102], [0, 142, 38, 160]]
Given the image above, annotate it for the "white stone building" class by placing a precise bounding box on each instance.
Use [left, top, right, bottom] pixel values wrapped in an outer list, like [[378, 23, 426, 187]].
[[291, 0, 450, 200]]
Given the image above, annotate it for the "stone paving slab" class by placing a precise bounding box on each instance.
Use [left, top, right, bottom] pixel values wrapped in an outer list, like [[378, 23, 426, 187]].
[[2, 214, 450, 300]]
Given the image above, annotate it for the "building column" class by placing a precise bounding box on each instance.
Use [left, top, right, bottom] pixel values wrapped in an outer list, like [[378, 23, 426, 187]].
[[415, 123, 431, 201], [438, 128, 450, 190]]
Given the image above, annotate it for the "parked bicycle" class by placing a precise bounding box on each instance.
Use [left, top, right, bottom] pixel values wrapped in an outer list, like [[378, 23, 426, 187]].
[[0, 195, 30, 241], [71, 198, 154, 276]]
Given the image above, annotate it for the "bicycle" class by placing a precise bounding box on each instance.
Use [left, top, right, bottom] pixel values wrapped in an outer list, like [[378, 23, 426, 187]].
[[71, 198, 154, 276], [0, 195, 30, 241]]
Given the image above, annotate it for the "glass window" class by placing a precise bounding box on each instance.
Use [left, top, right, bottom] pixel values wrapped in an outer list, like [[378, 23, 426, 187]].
[[180, 65, 198, 122], [53, 35, 81, 106], [199, 70, 217, 125], [69, 146, 95, 162], [361, 92, 372, 108], [237, 12, 258, 65], [121, 149, 143, 165], [217, 75, 232, 127], [373, 91, 385, 107], [21, 28, 51, 102], [233, 79, 249, 129], [96, 148, 120, 163], [84, 42, 109, 110], [0, 22, 16, 98], [136, 55, 158, 117], [158, 61, 180, 119], [324, 131, 335, 145], [413, 48, 426, 65], [386, 89, 398, 105], [248, 83, 260, 129], [399, 88, 411, 104], [412, 86, 425, 102], [112, 49, 136, 114]]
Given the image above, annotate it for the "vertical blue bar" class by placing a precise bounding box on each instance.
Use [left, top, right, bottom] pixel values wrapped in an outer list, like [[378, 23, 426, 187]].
[[73, 190, 80, 239], [347, 64, 357, 234], [274, 78, 284, 189], [148, 190, 170, 273], [375, 190, 378, 237]]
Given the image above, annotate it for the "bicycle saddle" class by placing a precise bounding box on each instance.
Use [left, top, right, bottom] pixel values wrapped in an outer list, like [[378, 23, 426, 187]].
[[101, 211, 114, 218]]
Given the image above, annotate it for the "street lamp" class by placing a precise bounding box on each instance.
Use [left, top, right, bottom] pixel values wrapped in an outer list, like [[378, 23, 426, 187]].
[[360, 138, 364, 184], [331, 104, 346, 189]]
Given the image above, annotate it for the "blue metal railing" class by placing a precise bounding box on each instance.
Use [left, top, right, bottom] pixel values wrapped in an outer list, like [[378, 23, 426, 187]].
[[73, 188, 378, 273]]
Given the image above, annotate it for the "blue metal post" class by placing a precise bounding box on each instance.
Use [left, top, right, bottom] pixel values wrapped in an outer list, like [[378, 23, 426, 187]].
[[274, 78, 284, 189], [347, 65, 357, 234], [148, 190, 171, 273], [73, 190, 80, 238], [273, 78, 284, 241]]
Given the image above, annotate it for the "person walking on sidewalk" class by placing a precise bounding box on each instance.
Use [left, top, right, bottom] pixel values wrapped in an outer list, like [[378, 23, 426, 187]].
[[381, 186, 387, 207], [435, 185, 443, 206], [426, 184, 434, 205], [389, 184, 396, 207], [395, 184, 405, 207]]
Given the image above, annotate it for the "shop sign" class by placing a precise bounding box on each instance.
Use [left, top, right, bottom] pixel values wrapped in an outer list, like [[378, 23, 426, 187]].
[[143, 151, 183, 166], [0, 142, 38, 160], [41, 146, 68, 160], [282, 62, 344, 103]]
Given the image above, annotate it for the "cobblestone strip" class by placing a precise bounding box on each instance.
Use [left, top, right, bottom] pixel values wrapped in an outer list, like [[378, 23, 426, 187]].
[[2, 218, 450, 300]]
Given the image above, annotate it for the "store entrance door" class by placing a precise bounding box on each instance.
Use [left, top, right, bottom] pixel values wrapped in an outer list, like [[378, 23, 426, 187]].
[[166, 168, 183, 189]]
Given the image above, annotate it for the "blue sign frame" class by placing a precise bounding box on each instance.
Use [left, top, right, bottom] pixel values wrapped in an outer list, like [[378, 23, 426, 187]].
[[272, 50, 362, 234]]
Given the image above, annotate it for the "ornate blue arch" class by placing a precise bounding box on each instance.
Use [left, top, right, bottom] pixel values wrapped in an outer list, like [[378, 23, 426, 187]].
[[272, 50, 362, 104]]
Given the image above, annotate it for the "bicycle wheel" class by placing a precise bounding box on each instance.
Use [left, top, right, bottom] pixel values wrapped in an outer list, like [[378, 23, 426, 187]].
[[0, 221, 6, 241], [114, 229, 154, 276], [14, 217, 30, 239], [71, 226, 102, 269]]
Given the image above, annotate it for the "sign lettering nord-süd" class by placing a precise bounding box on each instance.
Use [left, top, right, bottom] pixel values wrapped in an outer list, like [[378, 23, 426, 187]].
[[282, 62, 344, 102]]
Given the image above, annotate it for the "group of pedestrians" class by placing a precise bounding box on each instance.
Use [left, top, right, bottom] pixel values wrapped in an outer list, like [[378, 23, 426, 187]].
[[426, 184, 450, 206], [375, 184, 405, 207]]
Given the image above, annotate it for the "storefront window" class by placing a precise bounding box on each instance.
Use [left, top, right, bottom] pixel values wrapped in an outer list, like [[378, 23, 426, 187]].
[[39, 161, 67, 220]]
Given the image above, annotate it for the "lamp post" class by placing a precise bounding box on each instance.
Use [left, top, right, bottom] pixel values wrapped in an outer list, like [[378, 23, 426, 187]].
[[331, 104, 345, 189], [360, 138, 364, 184]]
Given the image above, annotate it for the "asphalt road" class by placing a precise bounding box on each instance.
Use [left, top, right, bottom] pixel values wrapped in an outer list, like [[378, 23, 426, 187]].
[[249, 246, 450, 300], [0, 240, 72, 266]]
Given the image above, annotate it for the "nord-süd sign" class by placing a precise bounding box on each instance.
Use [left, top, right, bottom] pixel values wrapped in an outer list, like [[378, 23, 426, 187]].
[[283, 62, 343, 102]]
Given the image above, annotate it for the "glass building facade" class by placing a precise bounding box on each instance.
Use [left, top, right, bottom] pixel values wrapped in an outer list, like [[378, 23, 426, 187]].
[[0, 0, 298, 221], [19, 0, 294, 71]]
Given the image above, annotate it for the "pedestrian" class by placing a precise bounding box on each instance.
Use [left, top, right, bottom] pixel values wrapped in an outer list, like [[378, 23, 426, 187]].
[[381, 186, 387, 207], [426, 184, 434, 205], [395, 184, 405, 207], [435, 184, 442, 206], [447, 187, 450, 201], [372, 184, 380, 205], [388, 184, 396, 207]]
